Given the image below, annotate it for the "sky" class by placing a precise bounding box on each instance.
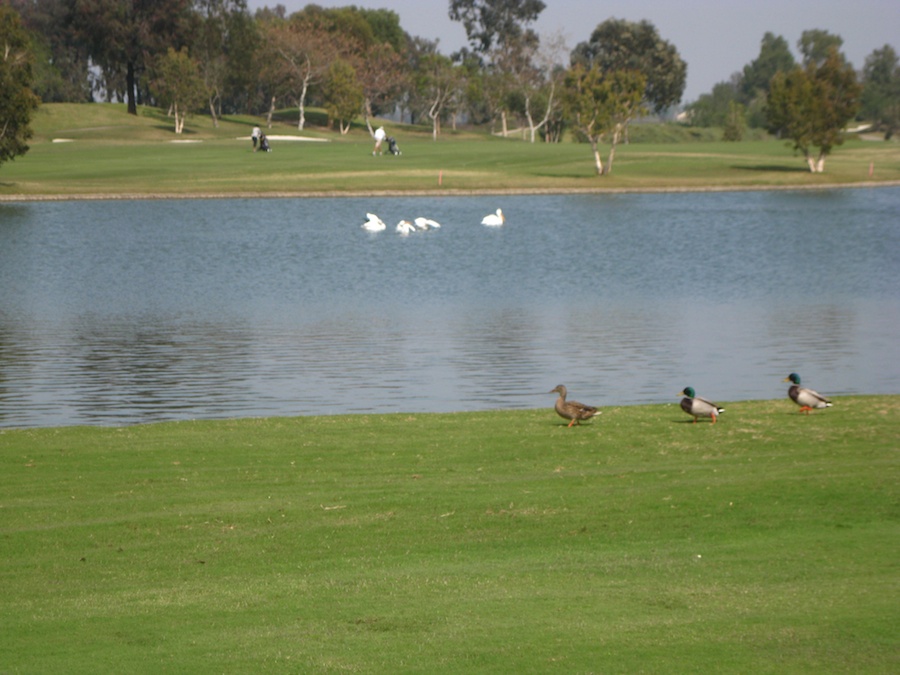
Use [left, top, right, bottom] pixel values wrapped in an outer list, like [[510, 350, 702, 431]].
[[245, 0, 900, 103]]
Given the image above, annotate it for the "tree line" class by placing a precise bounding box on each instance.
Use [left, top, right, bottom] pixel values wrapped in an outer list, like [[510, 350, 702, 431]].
[[1, 0, 897, 175]]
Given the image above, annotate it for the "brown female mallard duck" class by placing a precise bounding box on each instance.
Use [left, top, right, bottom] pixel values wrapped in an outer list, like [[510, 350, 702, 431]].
[[784, 373, 832, 413], [678, 387, 724, 423], [549, 384, 601, 427]]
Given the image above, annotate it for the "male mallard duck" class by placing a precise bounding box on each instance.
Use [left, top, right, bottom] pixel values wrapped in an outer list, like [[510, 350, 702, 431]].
[[549, 384, 601, 427], [784, 373, 832, 413], [678, 387, 724, 423]]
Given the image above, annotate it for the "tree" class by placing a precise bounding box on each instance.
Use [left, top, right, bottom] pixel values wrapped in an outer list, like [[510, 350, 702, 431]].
[[740, 32, 795, 100], [356, 42, 406, 134], [71, 0, 196, 115], [686, 78, 740, 127], [798, 29, 843, 66], [860, 45, 900, 139], [192, 0, 257, 126], [767, 47, 862, 173], [322, 58, 363, 134], [571, 18, 685, 115], [722, 101, 746, 141], [258, 15, 340, 129], [449, 0, 545, 56], [11, 0, 91, 102], [150, 47, 205, 133], [413, 50, 456, 140], [497, 30, 566, 142], [0, 5, 41, 168], [738, 32, 795, 127], [562, 64, 645, 176]]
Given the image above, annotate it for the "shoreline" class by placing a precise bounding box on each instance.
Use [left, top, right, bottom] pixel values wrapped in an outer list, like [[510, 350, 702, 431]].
[[1, 180, 899, 202]]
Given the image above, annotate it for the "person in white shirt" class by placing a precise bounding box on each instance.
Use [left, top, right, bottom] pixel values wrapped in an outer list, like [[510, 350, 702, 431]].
[[373, 126, 386, 155]]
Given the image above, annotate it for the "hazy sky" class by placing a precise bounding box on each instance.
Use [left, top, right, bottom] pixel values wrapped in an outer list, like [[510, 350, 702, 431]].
[[246, 0, 900, 103]]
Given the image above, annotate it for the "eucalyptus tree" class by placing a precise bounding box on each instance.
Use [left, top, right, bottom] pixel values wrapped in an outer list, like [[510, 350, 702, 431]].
[[449, 0, 546, 134], [686, 78, 740, 127], [257, 12, 341, 129], [149, 47, 205, 133], [191, 0, 258, 123], [356, 43, 407, 134], [448, 0, 546, 56], [0, 5, 40, 168], [738, 32, 795, 127], [562, 64, 645, 175], [70, 0, 197, 115], [9, 0, 91, 102], [767, 47, 862, 172], [414, 49, 457, 140], [740, 32, 795, 100], [860, 45, 900, 138], [322, 58, 363, 134], [798, 29, 843, 66], [571, 18, 685, 115]]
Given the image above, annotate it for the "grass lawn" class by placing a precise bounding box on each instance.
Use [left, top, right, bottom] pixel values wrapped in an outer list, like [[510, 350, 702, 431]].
[[0, 103, 898, 198], [1, 396, 897, 672]]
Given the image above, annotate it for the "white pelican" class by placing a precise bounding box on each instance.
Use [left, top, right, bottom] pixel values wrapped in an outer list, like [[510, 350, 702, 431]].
[[481, 208, 505, 226], [395, 219, 416, 235], [362, 213, 386, 232], [414, 217, 441, 230]]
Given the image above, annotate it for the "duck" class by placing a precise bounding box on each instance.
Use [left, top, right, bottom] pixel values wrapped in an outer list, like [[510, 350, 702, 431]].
[[414, 217, 441, 230], [549, 384, 601, 427], [678, 387, 724, 423], [784, 373, 832, 413], [481, 208, 505, 226], [361, 213, 386, 232], [395, 219, 416, 235]]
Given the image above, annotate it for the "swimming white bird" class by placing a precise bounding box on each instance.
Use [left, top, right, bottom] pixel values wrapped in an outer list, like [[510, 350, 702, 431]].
[[361, 212, 386, 232], [481, 208, 505, 226], [414, 217, 441, 230], [395, 219, 416, 235]]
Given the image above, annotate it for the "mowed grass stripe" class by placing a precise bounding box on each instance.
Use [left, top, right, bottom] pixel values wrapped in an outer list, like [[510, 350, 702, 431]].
[[1, 397, 897, 672]]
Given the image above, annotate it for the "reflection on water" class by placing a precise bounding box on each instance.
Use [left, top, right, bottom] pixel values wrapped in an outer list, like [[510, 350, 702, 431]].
[[0, 189, 898, 427]]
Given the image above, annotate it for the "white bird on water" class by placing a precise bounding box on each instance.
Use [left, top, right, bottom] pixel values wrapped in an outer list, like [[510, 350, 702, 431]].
[[396, 219, 416, 235], [481, 208, 505, 226], [414, 217, 441, 230], [361, 213, 386, 232]]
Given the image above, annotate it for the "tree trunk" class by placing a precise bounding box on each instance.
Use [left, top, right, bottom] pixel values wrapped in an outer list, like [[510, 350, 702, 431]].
[[174, 103, 184, 134], [297, 73, 310, 130], [605, 124, 624, 175], [208, 98, 218, 128], [815, 154, 826, 172], [501, 110, 508, 137], [363, 98, 374, 136], [126, 61, 137, 115], [266, 95, 276, 128], [590, 137, 604, 175]]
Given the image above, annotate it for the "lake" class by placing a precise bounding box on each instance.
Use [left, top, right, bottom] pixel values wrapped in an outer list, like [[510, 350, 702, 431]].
[[0, 188, 898, 427]]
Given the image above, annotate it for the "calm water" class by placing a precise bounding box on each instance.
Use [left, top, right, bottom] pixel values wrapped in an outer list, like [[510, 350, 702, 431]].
[[1, 188, 898, 427]]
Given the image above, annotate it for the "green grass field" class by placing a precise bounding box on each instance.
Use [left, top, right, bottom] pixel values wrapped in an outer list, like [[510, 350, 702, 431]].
[[2, 396, 897, 672], [0, 103, 898, 198]]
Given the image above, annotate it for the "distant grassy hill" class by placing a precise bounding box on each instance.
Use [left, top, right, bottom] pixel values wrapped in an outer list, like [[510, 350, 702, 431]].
[[4, 103, 898, 198]]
